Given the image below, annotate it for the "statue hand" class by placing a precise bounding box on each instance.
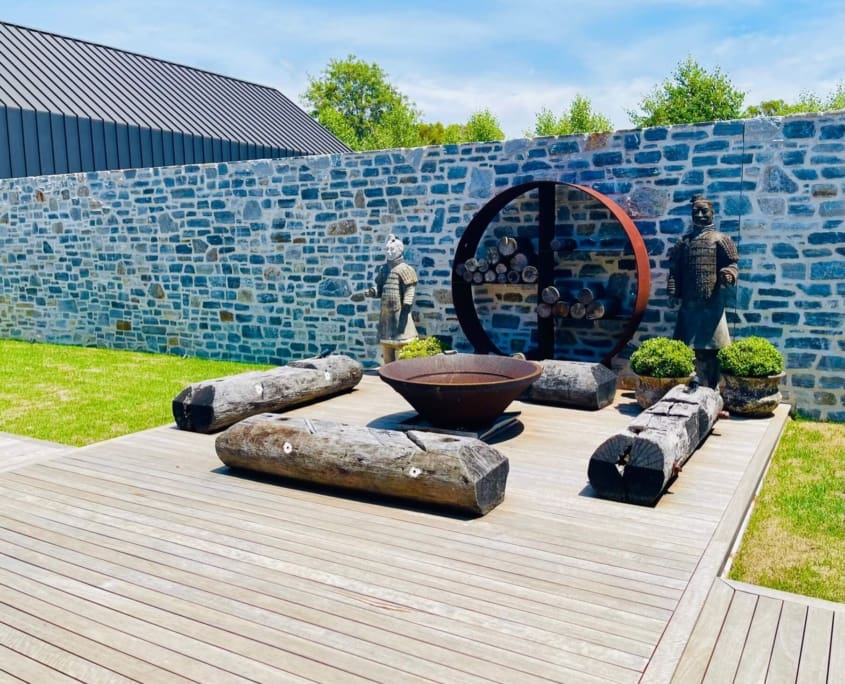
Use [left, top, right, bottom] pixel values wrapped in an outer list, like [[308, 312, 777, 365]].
[[719, 270, 736, 286]]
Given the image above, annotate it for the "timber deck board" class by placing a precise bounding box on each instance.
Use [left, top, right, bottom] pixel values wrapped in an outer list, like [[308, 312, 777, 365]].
[[1, 375, 834, 682], [672, 580, 845, 683], [0, 433, 73, 473]]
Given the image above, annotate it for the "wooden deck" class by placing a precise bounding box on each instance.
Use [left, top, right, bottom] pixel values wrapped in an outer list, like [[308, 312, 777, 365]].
[[0, 433, 74, 473], [0, 374, 825, 683], [673, 579, 845, 683]]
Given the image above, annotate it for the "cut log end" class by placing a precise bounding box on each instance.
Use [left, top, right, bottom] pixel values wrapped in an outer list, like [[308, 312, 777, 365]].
[[588, 386, 722, 505]]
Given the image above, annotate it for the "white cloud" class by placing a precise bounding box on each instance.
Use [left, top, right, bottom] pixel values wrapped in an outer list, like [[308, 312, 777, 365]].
[[4, 0, 843, 140]]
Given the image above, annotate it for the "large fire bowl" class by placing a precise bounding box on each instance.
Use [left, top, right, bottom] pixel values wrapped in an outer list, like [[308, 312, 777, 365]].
[[378, 353, 542, 427]]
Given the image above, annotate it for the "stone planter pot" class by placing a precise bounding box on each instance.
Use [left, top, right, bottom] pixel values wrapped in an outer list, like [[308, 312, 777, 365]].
[[634, 375, 692, 409], [720, 372, 785, 417]]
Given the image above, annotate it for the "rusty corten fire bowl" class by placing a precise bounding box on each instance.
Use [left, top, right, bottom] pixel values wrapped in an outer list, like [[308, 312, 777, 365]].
[[378, 353, 542, 427]]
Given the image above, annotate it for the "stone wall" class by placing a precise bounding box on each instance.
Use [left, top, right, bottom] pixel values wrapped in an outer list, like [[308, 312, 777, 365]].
[[1, 112, 843, 419]]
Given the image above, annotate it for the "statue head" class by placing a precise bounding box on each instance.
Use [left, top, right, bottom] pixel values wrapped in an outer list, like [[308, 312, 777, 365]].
[[691, 195, 714, 229], [385, 233, 405, 261]]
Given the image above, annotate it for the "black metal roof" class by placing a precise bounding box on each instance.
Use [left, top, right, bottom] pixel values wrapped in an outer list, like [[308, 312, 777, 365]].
[[0, 21, 350, 157]]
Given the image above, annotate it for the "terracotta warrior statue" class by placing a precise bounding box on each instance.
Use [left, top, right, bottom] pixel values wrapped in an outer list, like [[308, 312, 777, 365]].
[[667, 195, 739, 387], [363, 234, 418, 363]]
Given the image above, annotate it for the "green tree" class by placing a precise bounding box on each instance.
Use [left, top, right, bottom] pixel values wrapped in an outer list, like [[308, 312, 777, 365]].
[[418, 116, 500, 145], [442, 124, 464, 144], [742, 99, 801, 117], [529, 95, 612, 136], [301, 55, 422, 150], [417, 122, 447, 145], [361, 105, 422, 150], [826, 81, 845, 110], [461, 109, 505, 142], [744, 81, 845, 117], [628, 56, 745, 127], [417, 122, 464, 145]]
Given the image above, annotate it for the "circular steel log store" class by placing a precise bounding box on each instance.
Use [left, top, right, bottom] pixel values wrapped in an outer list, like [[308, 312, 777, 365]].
[[451, 181, 651, 366]]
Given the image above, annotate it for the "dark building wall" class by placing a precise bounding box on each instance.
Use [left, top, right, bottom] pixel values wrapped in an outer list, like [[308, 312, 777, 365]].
[[0, 21, 349, 177], [0, 105, 300, 179]]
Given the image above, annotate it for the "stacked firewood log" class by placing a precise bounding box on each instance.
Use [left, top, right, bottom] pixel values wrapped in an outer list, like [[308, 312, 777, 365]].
[[454, 235, 623, 322], [536, 283, 620, 321], [454, 236, 538, 284]]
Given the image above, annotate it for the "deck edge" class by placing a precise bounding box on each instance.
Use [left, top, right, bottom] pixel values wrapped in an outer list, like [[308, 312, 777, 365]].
[[639, 403, 790, 683]]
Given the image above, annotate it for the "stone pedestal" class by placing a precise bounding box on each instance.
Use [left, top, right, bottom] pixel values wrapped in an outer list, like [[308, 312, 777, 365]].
[[380, 339, 414, 364]]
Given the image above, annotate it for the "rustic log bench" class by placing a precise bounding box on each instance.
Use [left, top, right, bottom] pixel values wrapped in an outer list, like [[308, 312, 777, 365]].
[[587, 384, 723, 505], [521, 360, 618, 410], [172, 354, 363, 433], [216, 414, 509, 515]]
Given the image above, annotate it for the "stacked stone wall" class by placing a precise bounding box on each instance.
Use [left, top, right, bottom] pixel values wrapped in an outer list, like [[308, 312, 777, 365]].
[[1, 112, 843, 419]]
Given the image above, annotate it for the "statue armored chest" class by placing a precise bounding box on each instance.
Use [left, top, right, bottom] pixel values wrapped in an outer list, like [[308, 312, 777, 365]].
[[685, 233, 719, 300]]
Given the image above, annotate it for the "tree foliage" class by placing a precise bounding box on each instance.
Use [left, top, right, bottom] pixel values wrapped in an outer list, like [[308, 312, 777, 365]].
[[301, 55, 422, 150], [529, 95, 612, 136], [302, 56, 507, 149], [462, 109, 505, 142], [628, 56, 745, 127], [417, 122, 464, 145], [744, 81, 845, 117], [417, 110, 504, 145]]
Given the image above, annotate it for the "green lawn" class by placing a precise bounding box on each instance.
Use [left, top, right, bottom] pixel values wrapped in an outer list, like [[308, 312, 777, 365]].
[[728, 418, 845, 603], [0, 340, 271, 446]]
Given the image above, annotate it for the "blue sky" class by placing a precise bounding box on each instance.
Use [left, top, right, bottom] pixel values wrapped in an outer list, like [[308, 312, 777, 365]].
[[3, 0, 844, 138]]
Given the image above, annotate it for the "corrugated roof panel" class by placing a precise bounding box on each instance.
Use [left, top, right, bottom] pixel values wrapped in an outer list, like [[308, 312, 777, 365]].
[[3, 24, 87, 116], [139, 51, 250, 141], [72, 37, 177, 131], [0, 20, 350, 158], [36, 30, 139, 123], [18, 28, 119, 121]]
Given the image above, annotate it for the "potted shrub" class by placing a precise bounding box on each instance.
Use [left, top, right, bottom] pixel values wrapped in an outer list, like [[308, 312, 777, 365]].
[[396, 336, 449, 360], [717, 336, 785, 416], [629, 337, 695, 408]]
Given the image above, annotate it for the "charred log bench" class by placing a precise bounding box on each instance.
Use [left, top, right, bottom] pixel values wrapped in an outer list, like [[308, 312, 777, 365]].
[[173, 355, 363, 433], [216, 414, 509, 516], [522, 360, 618, 410], [587, 384, 723, 505]]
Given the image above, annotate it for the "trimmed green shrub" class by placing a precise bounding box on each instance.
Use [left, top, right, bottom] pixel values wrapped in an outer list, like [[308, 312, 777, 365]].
[[717, 336, 784, 377], [397, 336, 449, 360], [630, 337, 695, 377]]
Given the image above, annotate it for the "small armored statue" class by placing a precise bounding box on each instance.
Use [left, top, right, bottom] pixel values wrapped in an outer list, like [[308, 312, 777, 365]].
[[667, 195, 739, 387], [364, 234, 418, 363]]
